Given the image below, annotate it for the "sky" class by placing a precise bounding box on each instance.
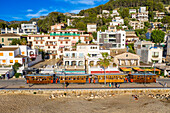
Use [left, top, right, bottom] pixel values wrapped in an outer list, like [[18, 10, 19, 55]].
[[0, 0, 109, 21]]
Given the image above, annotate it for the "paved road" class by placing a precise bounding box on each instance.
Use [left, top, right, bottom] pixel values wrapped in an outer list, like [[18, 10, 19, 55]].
[[0, 78, 170, 89], [31, 59, 59, 68]]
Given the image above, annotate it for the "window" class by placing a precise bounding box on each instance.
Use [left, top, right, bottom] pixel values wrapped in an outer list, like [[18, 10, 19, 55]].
[[53, 37, 55, 39], [10, 60, 13, 63], [29, 37, 31, 39], [152, 52, 159, 58], [0, 53, 3, 56], [48, 37, 50, 39], [41, 41, 43, 44], [2, 38, 4, 42], [48, 46, 50, 49], [36, 42, 38, 44], [126, 54, 128, 57], [22, 52, 25, 55], [66, 41, 68, 44], [2, 60, 6, 63], [61, 41, 63, 44], [53, 46, 55, 49], [9, 53, 13, 56], [73, 37, 75, 39], [15, 60, 18, 63]]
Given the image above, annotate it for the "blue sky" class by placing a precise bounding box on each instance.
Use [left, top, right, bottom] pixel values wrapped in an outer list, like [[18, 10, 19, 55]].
[[0, 0, 109, 21]]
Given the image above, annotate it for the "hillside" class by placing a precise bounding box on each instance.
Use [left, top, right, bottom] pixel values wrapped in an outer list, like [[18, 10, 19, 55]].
[[79, 0, 170, 16]]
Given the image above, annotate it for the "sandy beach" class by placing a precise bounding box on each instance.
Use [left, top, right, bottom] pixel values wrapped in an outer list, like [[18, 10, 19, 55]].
[[0, 94, 169, 113]]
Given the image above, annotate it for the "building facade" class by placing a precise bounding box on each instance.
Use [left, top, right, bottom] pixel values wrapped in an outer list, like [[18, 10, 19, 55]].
[[129, 21, 144, 30], [134, 41, 163, 64], [87, 24, 97, 32], [27, 29, 91, 59], [0, 33, 21, 46], [21, 22, 38, 34], [97, 30, 126, 49]]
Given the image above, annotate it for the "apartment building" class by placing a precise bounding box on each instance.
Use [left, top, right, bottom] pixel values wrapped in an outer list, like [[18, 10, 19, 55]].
[[21, 22, 38, 34], [97, 30, 126, 49], [87, 24, 97, 32], [129, 21, 144, 30], [137, 7, 148, 21], [134, 41, 163, 64], [110, 17, 124, 26], [0, 45, 40, 66], [154, 11, 165, 20], [27, 29, 91, 59], [1, 27, 20, 34], [63, 44, 110, 72], [0, 33, 21, 46]]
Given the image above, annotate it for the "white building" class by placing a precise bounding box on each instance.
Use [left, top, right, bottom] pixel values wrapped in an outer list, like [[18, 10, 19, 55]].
[[154, 11, 165, 20], [134, 41, 163, 64], [129, 9, 136, 14], [97, 30, 126, 49], [129, 21, 144, 30], [87, 24, 97, 32], [0, 45, 40, 66], [110, 17, 124, 26], [63, 44, 110, 73], [102, 10, 110, 14], [137, 7, 148, 21], [1, 27, 21, 34], [21, 22, 38, 34]]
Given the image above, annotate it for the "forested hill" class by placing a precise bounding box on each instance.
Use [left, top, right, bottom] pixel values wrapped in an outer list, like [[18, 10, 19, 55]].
[[79, 0, 170, 15]]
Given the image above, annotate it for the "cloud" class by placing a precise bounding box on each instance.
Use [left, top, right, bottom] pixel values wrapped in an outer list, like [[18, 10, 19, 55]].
[[12, 17, 23, 20], [27, 9, 33, 12], [26, 9, 48, 17], [64, 0, 106, 5], [70, 10, 81, 14]]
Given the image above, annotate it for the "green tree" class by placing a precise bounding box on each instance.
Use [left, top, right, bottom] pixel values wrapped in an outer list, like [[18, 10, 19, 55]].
[[124, 17, 129, 26], [0, 22, 8, 29], [99, 52, 111, 86], [11, 39, 21, 45], [13, 63, 21, 73], [120, 8, 129, 19], [151, 30, 165, 44], [76, 22, 86, 31], [8, 24, 19, 29]]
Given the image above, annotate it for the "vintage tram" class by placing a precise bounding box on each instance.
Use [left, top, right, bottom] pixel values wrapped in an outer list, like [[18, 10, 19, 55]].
[[56, 74, 91, 84], [128, 73, 157, 83], [93, 73, 128, 83], [25, 74, 54, 84]]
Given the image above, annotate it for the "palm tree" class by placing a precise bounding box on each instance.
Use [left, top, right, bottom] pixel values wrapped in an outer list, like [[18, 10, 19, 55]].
[[99, 52, 111, 86]]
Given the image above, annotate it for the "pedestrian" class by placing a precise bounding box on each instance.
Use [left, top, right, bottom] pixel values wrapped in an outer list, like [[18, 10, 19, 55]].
[[115, 83, 117, 88], [66, 82, 69, 88]]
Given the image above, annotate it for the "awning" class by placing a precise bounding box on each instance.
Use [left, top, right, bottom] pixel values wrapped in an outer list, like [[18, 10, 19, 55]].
[[59, 45, 65, 47], [71, 41, 77, 43]]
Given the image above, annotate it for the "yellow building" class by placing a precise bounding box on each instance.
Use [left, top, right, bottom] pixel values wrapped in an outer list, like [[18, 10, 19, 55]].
[[0, 33, 21, 46]]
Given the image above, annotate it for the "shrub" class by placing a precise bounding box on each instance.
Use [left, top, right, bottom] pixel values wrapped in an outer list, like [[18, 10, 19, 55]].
[[15, 73, 21, 78]]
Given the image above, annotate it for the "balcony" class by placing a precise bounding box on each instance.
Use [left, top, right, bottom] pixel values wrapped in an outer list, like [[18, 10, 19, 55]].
[[50, 33, 80, 36]]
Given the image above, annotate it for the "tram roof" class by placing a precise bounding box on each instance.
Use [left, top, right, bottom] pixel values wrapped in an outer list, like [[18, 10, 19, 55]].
[[56, 74, 91, 76], [26, 74, 53, 76], [93, 73, 127, 75], [130, 73, 156, 75]]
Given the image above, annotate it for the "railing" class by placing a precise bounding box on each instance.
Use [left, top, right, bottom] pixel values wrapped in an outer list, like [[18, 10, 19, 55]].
[[50, 33, 80, 36]]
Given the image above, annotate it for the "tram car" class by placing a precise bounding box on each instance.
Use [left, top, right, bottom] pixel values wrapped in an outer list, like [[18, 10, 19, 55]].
[[128, 73, 156, 83], [56, 74, 92, 84], [93, 74, 128, 83], [25, 74, 54, 84]]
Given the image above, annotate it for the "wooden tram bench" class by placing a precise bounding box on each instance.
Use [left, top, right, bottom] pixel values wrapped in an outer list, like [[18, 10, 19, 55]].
[[25, 74, 53, 84]]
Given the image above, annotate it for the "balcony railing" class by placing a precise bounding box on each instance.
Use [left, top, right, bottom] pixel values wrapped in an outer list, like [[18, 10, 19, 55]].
[[50, 33, 80, 36]]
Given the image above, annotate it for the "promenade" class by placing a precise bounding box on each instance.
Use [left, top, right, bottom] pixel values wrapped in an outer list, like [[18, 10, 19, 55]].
[[0, 78, 169, 89]]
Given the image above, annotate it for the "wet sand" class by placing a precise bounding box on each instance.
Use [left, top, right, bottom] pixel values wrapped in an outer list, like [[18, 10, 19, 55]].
[[0, 94, 169, 113]]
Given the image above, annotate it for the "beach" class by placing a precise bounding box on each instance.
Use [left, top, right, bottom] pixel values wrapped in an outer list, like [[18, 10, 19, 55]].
[[0, 94, 169, 113]]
